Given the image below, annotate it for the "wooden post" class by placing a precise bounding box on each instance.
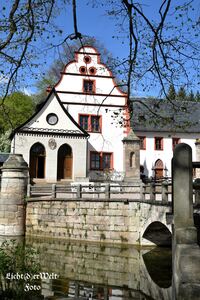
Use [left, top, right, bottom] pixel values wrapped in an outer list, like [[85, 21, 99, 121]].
[[140, 182, 145, 201], [52, 184, 56, 199], [150, 182, 155, 202], [76, 184, 82, 198], [105, 183, 110, 199]]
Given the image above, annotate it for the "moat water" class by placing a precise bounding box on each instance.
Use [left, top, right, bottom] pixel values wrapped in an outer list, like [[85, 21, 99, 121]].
[[0, 237, 172, 300]]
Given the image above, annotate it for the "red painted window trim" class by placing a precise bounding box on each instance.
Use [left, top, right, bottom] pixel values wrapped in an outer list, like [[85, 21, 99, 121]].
[[138, 136, 146, 150], [154, 137, 163, 150], [89, 67, 97, 75], [172, 137, 180, 150], [79, 66, 87, 74], [83, 79, 96, 94], [83, 55, 91, 64], [79, 114, 102, 133], [90, 151, 113, 170]]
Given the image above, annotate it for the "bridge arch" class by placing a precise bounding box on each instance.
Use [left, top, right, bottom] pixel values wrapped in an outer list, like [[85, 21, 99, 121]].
[[142, 221, 172, 246]]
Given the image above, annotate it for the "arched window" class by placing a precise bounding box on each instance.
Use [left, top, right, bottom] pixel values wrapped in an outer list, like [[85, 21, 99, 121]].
[[154, 159, 164, 179], [29, 143, 46, 179], [57, 144, 73, 180]]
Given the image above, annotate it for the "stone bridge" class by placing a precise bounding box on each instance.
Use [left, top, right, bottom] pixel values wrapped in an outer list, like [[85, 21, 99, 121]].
[[26, 197, 172, 246]]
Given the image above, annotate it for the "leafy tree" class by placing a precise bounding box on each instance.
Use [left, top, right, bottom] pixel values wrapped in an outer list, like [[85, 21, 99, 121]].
[[187, 90, 195, 102], [167, 84, 176, 101], [195, 91, 200, 102], [0, 130, 11, 152], [176, 86, 187, 100], [0, 92, 35, 132], [0, 239, 40, 299]]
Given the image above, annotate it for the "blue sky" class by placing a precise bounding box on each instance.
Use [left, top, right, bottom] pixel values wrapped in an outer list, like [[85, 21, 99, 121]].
[[25, 0, 200, 97]]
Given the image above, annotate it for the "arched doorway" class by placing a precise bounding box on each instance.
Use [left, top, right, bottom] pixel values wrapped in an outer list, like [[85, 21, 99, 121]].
[[29, 143, 46, 179], [57, 144, 73, 180], [154, 159, 164, 179]]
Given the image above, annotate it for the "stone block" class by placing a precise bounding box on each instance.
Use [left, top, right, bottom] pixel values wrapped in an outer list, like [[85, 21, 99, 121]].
[[0, 217, 9, 224], [178, 284, 200, 300], [5, 225, 14, 235], [5, 212, 15, 219], [0, 211, 5, 218], [0, 225, 5, 235], [14, 225, 24, 235]]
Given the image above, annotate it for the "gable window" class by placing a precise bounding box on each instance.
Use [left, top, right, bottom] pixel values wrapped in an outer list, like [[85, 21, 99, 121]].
[[90, 152, 113, 170], [79, 114, 101, 133], [83, 80, 95, 93], [138, 136, 146, 150], [79, 115, 89, 131], [172, 137, 180, 150], [154, 137, 163, 150]]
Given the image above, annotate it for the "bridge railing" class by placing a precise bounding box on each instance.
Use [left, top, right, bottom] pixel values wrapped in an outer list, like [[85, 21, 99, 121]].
[[27, 181, 173, 203]]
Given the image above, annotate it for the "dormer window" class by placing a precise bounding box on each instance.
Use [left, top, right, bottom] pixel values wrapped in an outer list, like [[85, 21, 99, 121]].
[[83, 79, 95, 93]]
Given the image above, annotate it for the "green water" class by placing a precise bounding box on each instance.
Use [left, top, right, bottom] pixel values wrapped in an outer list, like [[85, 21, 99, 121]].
[[0, 237, 172, 300]]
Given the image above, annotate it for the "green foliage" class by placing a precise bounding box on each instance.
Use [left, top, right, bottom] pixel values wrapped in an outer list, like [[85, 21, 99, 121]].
[[0, 130, 11, 152], [0, 239, 40, 299], [188, 90, 195, 102], [167, 84, 176, 100], [195, 91, 200, 101], [166, 85, 200, 102], [0, 92, 35, 151], [176, 86, 187, 100], [0, 92, 35, 132]]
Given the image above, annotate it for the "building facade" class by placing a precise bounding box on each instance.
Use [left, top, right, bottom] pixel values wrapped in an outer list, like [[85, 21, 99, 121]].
[[11, 46, 129, 182], [11, 46, 200, 182], [132, 99, 200, 179]]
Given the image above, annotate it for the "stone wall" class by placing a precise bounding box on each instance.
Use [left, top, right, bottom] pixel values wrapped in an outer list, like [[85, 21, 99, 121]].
[[26, 200, 171, 245]]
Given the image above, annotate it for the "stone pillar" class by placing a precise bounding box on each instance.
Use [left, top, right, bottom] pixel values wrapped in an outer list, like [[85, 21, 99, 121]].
[[172, 143, 196, 242], [172, 143, 200, 300], [122, 129, 140, 182], [0, 154, 28, 236], [195, 139, 200, 178]]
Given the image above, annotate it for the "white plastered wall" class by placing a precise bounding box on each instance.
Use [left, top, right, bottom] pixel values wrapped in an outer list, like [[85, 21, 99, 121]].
[[13, 134, 88, 182], [55, 46, 128, 177], [138, 131, 197, 178]]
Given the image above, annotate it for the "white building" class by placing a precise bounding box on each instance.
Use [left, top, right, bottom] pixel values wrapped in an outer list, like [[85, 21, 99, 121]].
[[11, 46, 200, 182], [11, 46, 129, 182], [132, 99, 200, 179]]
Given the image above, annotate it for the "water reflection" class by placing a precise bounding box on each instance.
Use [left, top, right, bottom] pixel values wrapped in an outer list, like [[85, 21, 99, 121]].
[[0, 237, 172, 300]]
